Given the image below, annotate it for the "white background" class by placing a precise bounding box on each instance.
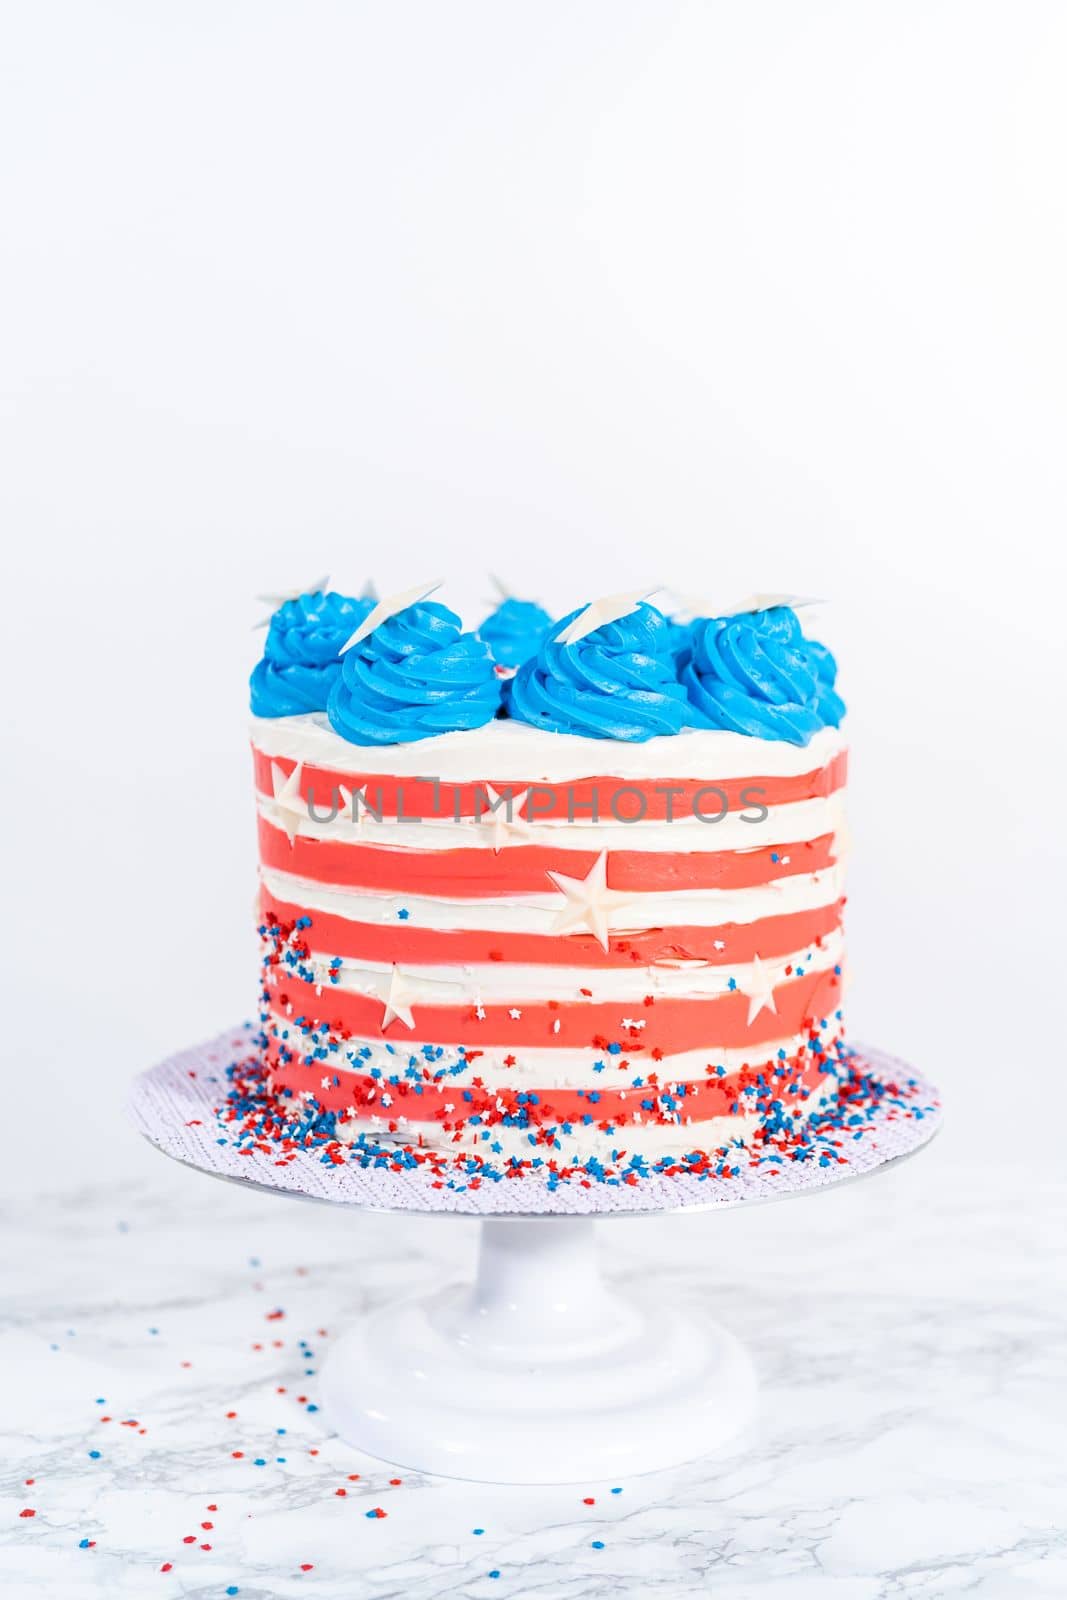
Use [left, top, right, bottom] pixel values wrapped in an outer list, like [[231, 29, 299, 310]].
[[2, 1, 1064, 1190]]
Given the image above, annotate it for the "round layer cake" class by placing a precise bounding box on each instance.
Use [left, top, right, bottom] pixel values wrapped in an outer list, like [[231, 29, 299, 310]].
[[250, 708, 848, 1169]]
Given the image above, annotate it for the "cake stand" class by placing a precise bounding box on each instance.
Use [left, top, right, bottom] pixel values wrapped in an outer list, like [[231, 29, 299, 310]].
[[128, 1027, 941, 1485]]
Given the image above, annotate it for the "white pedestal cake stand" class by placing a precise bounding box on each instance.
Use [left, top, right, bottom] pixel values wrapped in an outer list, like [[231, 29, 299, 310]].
[[128, 1027, 940, 1485]]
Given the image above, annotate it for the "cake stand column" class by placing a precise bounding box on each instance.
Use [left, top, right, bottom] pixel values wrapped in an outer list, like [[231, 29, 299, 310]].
[[321, 1213, 757, 1484]]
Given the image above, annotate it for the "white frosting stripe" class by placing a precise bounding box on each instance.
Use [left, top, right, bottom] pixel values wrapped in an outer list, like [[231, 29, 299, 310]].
[[261, 1016, 842, 1087], [251, 714, 846, 782], [255, 792, 846, 853], [260, 863, 845, 932], [281, 927, 844, 1005]]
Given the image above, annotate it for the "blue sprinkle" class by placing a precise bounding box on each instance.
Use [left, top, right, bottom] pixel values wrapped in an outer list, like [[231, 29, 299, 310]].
[[78, 1538, 91, 1548], [489, 1573, 500, 1580], [227, 1588, 239, 1596], [95, 1397, 105, 1404], [592, 1539, 605, 1549], [473, 1527, 484, 1535], [88, 1450, 101, 1460], [610, 1486, 622, 1493]]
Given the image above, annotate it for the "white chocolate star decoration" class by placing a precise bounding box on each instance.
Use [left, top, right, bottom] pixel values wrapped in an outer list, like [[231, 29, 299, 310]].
[[379, 966, 417, 1031], [553, 587, 661, 647], [479, 785, 533, 854], [252, 576, 331, 629], [547, 850, 636, 952], [269, 761, 306, 848], [672, 591, 823, 623], [340, 579, 443, 654], [742, 953, 779, 1027], [733, 592, 823, 615]]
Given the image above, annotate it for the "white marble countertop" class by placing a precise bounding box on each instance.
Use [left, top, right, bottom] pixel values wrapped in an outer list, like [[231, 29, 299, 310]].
[[3, 1141, 1064, 1599]]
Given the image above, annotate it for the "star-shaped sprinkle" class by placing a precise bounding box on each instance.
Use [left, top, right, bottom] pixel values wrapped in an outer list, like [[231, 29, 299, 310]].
[[546, 850, 636, 952], [742, 954, 778, 1026], [379, 967, 417, 1032], [269, 762, 305, 848], [479, 785, 533, 853], [340, 580, 443, 653], [252, 576, 330, 629], [553, 587, 660, 646]]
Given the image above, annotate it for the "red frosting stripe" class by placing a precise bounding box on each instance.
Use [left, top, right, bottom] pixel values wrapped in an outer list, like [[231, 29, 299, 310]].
[[267, 966, 842, 1055], [258, 885, 844, 968], [257, 815, 838, 893], [265, 1043, 833, 1126], [252, 747, 847, 821]]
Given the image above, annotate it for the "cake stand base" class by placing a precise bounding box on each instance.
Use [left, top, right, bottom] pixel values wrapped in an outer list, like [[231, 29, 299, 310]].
[[321, 1215, 755, 1483], [129, 1029, 941, 1484]]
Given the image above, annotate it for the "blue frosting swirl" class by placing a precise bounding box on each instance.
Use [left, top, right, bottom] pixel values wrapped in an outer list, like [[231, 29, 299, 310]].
[[506, 602, 690, 742], [250, 590, 373, 717], [477, 597, 554, 670], [663, 612, 696, 662], [682, 606, 845, 745], [326, 601, 501, 745]]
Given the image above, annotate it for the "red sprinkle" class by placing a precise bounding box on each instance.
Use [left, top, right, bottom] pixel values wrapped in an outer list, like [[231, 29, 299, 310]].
[[19, 1509, 35, 1518]]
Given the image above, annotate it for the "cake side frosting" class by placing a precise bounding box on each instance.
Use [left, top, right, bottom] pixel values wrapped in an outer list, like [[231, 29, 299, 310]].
[[251, 715, 848, 1166]]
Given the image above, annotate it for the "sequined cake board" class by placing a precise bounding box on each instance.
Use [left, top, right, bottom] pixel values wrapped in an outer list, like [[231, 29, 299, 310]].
[[128, 1026, 941, 1218]]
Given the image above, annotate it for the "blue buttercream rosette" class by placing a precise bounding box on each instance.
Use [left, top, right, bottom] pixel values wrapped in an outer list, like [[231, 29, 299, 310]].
[[477, 597, 554, 671], [506, 601, 690, 741], [250, 590, 374, 716], [327, 600, 501, 745], [682, 605, 845, 745]]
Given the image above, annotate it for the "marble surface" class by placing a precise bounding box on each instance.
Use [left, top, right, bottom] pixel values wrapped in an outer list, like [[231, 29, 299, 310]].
[[3, 1143, 1064, 1599]]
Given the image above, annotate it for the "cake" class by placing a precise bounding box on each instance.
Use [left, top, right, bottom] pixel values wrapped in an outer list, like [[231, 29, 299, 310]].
[[239, 581, 861, 1182]]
